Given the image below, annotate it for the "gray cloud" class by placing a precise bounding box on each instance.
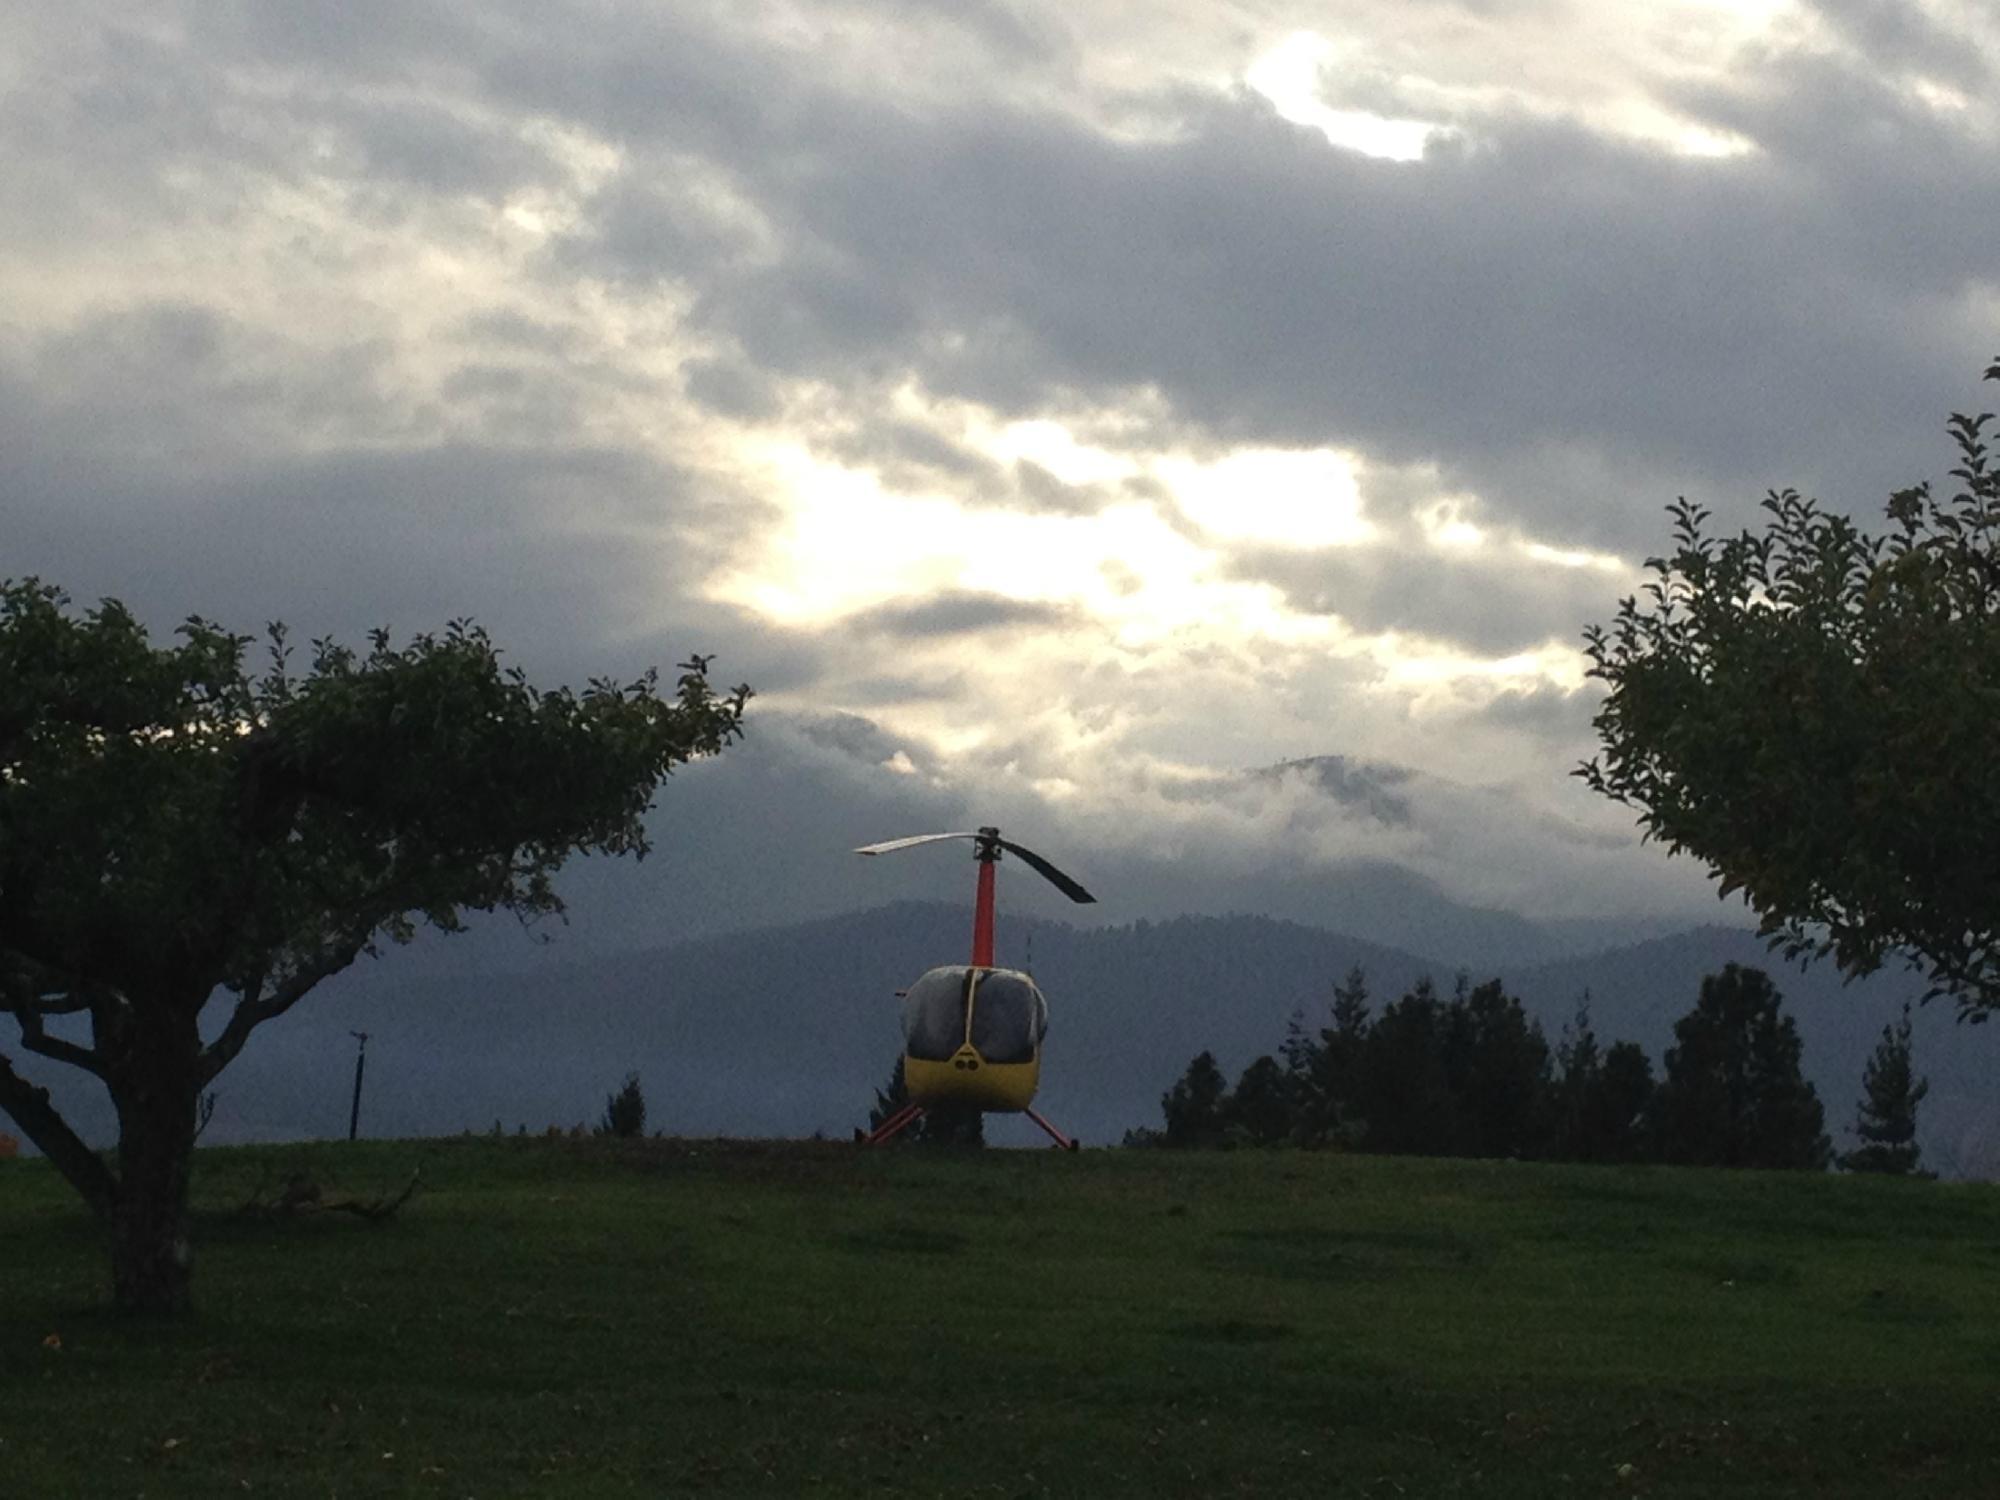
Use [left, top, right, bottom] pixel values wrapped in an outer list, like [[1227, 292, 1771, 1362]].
[[4, 0, 1988, 946], [1011, 459, 1100, 515], [1473, 682, 1598, 742], [1803, 0, 1990, 88], [0, 302, 777, 691], [1245, 755, 1416, 826], [681, 355, 786, 421], [1227, 537, 1626, 656], [817, 417, 1010, 492], [844, 589, 1081, 639], [32, 4, 1990, 560]]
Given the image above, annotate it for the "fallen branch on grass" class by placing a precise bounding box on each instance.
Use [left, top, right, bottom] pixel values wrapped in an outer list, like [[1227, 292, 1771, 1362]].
[[236, 1168, 422, 1222]]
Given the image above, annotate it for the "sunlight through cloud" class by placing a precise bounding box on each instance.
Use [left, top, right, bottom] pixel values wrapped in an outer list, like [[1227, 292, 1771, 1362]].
[[1246, 32, 1441, 162], [1161, 447, 1375, 550]]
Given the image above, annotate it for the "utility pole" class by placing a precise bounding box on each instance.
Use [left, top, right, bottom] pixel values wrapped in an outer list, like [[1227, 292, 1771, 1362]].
[[347, 1031, 369, 1142]]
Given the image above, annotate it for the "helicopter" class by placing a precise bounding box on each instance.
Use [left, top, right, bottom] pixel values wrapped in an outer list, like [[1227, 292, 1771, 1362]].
[[854, 826, 1095, 1148]]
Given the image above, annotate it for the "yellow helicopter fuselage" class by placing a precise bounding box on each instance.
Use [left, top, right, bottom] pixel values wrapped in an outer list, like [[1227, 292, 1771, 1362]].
[[904, 1049, 1040, 1112], [899, 964, 1048, 1114]]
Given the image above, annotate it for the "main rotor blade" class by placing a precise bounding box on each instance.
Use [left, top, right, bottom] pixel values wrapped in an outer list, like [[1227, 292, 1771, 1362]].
[[996, 839, 1097, 904], [854, 832, 981, 856]]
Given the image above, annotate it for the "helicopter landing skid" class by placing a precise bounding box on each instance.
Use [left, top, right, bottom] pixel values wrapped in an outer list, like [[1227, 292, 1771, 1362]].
[[1025, 1107, 1080, 1151], [859, 1102, 925, 1145], [856, 1101, 1081, 1150]]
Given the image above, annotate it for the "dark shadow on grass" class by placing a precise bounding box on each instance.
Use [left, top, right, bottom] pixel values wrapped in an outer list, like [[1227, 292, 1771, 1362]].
[[1167, 1318, 1294, 1344], [1854, 1284, 1959, 1328], [1210, 1224, 1492, 1283], [1664, 1254, 1802, 1289], [836, 1222, 968, 1257]]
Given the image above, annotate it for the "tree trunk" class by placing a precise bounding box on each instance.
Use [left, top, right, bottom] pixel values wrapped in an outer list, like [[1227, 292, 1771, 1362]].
[[108, 1051, 200, 1314]]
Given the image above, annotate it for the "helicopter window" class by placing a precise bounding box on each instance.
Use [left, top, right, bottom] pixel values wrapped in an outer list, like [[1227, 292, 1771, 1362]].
[[901, 968, 973, 1061], [968, 972, 1043, 1065]]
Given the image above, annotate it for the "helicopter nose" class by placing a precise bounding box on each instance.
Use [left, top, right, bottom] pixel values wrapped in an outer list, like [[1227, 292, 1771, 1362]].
[[951, 1045, 981, 1072]]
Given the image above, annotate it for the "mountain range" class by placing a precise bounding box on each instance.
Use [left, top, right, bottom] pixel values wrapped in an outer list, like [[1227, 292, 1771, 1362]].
[[20, 899, 1991, 1175]]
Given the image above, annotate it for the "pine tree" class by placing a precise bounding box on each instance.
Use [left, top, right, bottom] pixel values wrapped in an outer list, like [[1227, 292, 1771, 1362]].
[[1224, 1055, 1292, 1146], [1550, 995, 1655, 1163], [1593, 1042, 1656, 1163], [1297, 967, 1372, 1146], [1357, 978, 1457, 1155], [1652, 965, 1830, 1169], [1161, 1051, 1230, 1147], [1839, 1003, 1930, 1176], [1440, 978, 1551, 1159], [1550, 993, 1603, 1159], [597, 1072, 646, 1138]]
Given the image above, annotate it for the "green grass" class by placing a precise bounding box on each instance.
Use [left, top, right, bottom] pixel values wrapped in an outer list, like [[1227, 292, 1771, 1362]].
[[5, 1139, 2000, 1497]]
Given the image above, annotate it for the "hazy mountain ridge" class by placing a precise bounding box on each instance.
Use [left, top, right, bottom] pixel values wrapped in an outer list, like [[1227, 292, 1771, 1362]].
[[14, 900, 1987, 1174]]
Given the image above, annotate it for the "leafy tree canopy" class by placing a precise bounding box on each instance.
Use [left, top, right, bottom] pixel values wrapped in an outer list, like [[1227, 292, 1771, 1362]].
[[0, 580, 748, 1310], [1580, 360, 2000, 1017]]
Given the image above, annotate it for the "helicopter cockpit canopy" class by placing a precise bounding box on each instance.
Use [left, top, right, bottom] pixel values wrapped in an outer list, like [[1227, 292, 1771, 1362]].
[[901, 965, 1049, 1066]]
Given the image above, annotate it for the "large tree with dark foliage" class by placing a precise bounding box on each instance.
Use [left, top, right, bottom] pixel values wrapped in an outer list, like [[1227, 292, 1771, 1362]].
[[598, 1073, 648, 1139], [1353, 977, 1550, 1159], [1592, 1043, 1658, 1164], [1839, 1003, 1929, 1176], [1651, 965, 1830, 1170], [1438, 978, 1551, 1159], [0, 581, 747, 1311], [1580, 360, 2000, 1018], [1355, 978, 1458, 1155], [1161, 1051, 1230, 1147], [1550, 996, 1655, 1163], [1284, 966, 1371, 1147], [1222, 1054, 1292, 1146]]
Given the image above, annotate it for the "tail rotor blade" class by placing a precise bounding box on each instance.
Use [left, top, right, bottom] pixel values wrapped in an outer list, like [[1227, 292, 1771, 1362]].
[[996, 839, 1096, 904]]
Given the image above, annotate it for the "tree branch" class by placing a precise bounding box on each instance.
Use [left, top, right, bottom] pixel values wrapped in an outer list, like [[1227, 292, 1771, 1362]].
[[0, 949, 84, 1010], [7, 986, 109, 1077], [0, 1049, 117, 1221], [20, 994, 92, 1015], [17, 1029, 107, 1076], [199, 936, 370, 1084]]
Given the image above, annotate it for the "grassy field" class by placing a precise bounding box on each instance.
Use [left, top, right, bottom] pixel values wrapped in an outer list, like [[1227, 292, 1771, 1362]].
[[4, 1138, 1999, 1498]]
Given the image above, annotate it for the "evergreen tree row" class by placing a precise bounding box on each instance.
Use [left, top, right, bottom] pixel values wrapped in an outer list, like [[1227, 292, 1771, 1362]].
[[1139, 962, 1928, 1174]]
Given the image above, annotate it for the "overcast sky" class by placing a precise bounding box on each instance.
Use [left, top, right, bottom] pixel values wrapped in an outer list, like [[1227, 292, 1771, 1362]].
[[6, 1, 1996, 936]]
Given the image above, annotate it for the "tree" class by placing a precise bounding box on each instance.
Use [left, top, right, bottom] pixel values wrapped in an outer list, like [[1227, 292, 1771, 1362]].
[[1437, 977, 1551, 1159], [1592, 1042, 1657, 1164], [598, 1072, 647, 1139], [1840, 1003, 1930, 1176], [867, 1055, 983, 1146], [1222, 1054, 1292, 1146], [1289, 966, 1371, 1147], [1278, 1006, 1318, 1131], [1580, 358, 2000, 1018], [0, 581, 748, 1311], [1161, 1051, 1229, 1147], [1356, 978, 1458, 1156], [1650, 966, 1830, 1170], [1549, 994, 1604, 1159], [1549, 995, 1655, 1163]]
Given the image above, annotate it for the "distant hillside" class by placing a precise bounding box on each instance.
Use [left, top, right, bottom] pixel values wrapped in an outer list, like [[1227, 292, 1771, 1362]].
[[18, 904, 1995, 1172]]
